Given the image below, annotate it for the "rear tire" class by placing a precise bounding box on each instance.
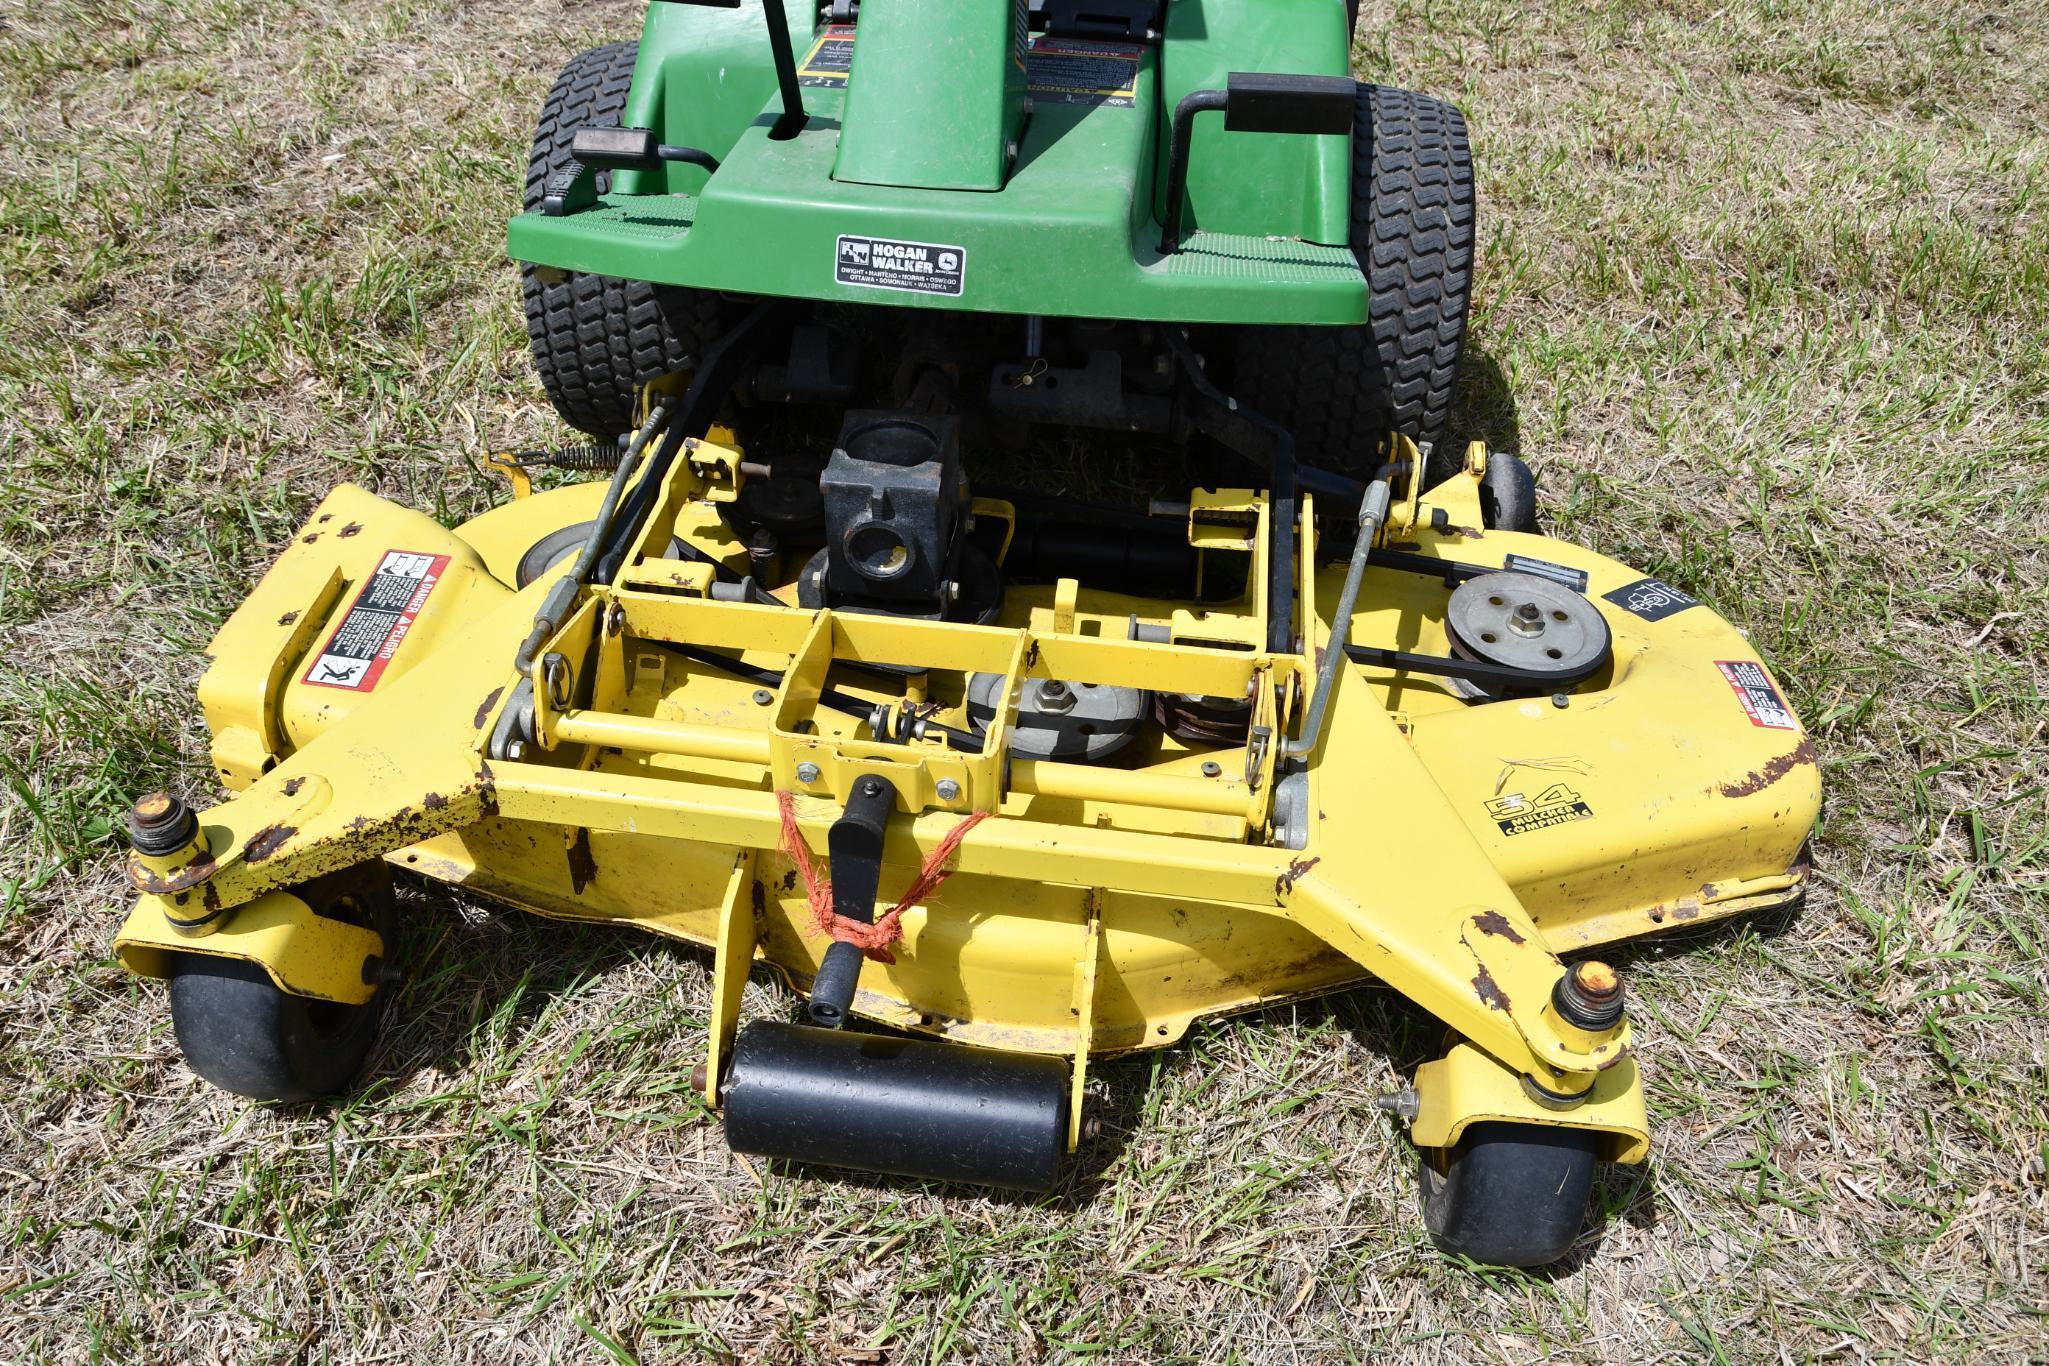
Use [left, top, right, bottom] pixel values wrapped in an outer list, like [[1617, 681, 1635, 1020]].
[[523, 43, 723, 438], [1233, 84, 1476, 481], [168, 868, 394, 1104], [1418, 1120, 1598, 1267]]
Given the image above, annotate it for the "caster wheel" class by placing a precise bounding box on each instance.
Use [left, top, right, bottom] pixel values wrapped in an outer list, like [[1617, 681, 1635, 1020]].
[[1480, 452, 1538, 533], [1419, 1120, 1598, 1267], [168, 867, 395, 1104]]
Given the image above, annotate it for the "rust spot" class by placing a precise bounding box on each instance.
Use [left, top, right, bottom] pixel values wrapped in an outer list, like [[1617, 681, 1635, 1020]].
[[1274, 856, 1321, 901], [1472, 964, 1511, 1011], [243, 824, 297, 863], [1024, 640, 1041, 670], [1467, 962, 1516, 1015], [779, 869, 798, 893], [277, 610, 300, 627], [565, 829, 598, 894], [280, 776, 305, 797], [128, 852, 221, 896], [338, 521, 363, 537], [317, 513, 333, 524], [301, 533, 320, 544], [422, 792, 449, 811], [1471, 910, 1525, 945], [1716, 738, 1817, 798], [750, 881, 766, 915], [1672, 901, 1700, 921], [473, 686, 504, 730]]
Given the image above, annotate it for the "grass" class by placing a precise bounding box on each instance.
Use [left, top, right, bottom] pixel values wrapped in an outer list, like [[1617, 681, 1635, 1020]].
[[2, 0, 2046, 1358]]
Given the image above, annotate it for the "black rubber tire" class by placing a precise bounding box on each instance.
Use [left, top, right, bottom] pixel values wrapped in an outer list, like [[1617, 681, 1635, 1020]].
[[1480, 450, 1538, 532], [1419, 1121, 1599, 1267], [522, 43, 723, 438], [168, 869, 394, 1104], [1232, 84, 1476, 481]]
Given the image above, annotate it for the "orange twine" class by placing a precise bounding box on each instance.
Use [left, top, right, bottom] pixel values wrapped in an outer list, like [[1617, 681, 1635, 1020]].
[[775, 789, 988, 963]]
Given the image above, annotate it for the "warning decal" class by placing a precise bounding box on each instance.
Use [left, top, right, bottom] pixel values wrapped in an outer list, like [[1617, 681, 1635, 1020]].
[[835, 234, 966, 296], [797, 25, 855, 87], [1604, 576, 1700, 621], [1486, 783, 1594, 837], [1502, 553, 1589, 593], [302, 550, 450, 692], [1714, 659, 1799, 731], [1027, 35, 1141, 107]]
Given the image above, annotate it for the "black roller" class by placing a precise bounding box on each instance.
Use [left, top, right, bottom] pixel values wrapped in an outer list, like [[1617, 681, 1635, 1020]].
[[722, 1021, 1069, 1190]]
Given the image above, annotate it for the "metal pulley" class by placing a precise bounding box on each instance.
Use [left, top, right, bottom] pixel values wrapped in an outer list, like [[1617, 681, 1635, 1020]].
[[966, 673, 1148, 762], [1443, 571, 1612, 697]]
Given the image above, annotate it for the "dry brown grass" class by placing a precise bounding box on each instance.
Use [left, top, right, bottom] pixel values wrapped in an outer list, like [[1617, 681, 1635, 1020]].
[[2, 0, 2045, 1359]]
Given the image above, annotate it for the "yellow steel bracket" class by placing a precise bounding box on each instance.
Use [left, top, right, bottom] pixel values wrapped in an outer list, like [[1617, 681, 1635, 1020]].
[[681, 433, 745, 505], [1415, 441, 1490, 532], [1067, 892, 1102, 1152], [1413, 1042, 1649, 1163], [484, 452, 534, 500], [703, 848, 758, 1106], [114, 888, 384, 1005], [1382, 433, 1427, 538]]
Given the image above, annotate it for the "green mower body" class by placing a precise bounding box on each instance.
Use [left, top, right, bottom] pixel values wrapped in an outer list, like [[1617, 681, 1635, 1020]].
[[506, 0, 1366, 323]]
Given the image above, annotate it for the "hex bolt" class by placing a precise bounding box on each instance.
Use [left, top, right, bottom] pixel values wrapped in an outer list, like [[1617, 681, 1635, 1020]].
[[1201, 760, 1223, 778], [128, 791, 197, 857], [1509, 601, 1547, 637], [795, 761, 823, 785], [505, 739, 528, 762], [1035, 679, 1076, 715], [752, 688, 774, 707], [1553, 959, 1625, 1029], [1373, 1087, 1421, 1123], [690, 1062, 710, 1095], [935, 778, 962, 803]]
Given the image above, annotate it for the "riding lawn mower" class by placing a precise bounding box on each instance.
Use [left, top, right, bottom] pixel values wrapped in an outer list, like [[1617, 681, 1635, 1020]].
[[113, 0, 1818, 1267]]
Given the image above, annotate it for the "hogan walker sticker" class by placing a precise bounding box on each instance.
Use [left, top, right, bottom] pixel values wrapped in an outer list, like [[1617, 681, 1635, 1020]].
[[302, 549, 450, 691], [1604, 576, 1701, 621], [1714, 659, 1799, 730], [1486, 783, 1594, 837], [835, 235, 967, 297]]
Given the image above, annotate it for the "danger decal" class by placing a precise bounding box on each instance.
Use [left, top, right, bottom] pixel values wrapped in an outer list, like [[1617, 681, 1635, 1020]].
[[797, 25, 855, 86], [835, 235, 967, 296], [1604, 576, 1700, 622], [1714, 659, 1799, 731], [1026, 35, 1141, 107], [1486, 783, 1594, 837], [302, 550, 450, 692]]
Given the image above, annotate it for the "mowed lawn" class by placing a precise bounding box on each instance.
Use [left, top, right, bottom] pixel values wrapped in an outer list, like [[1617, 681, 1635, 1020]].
[[2, 0, 2045, 1360]]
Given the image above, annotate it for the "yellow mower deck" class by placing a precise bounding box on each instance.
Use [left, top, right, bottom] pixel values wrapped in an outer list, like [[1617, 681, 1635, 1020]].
[[115, 440, 1816, 1166]]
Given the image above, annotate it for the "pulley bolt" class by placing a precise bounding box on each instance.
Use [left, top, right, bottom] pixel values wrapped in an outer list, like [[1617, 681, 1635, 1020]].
[[1509, 601, 1547, 637], [127, 791, 198, 858], [1553, 960, 1625, 1030], [795, 762, 822, 785], [935, 779, 962, 803], [1035, 680, 1076, 715]]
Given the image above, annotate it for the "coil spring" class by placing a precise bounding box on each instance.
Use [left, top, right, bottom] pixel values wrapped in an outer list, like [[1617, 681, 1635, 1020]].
[[515, 444, 621, 472]]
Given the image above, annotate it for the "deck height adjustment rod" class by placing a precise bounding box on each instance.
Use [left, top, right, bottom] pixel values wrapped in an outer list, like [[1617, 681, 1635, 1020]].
[[808, 775, 899, 1027], [1283, 478, 1391, 759], [513, 396, 676, 674]]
